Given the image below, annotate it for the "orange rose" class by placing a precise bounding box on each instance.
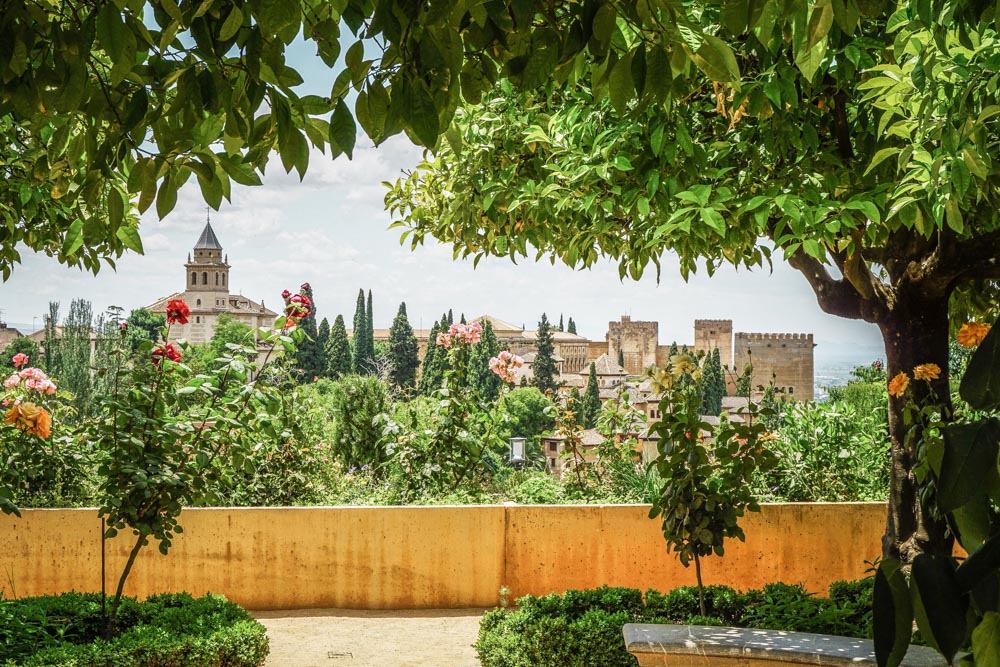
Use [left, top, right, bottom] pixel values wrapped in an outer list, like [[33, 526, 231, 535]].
[[957, 322, 991, 349], [4, 402, 52, 439], [888, 372, 909, 398], [913, 363, 941, 382]]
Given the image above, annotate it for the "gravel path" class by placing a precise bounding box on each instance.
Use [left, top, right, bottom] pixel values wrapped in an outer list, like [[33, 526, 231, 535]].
[[254, 608, 487, 667]]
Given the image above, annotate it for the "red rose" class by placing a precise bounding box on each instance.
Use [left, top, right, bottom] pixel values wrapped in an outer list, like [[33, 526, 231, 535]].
[[281, 289, 291, 299], [152, 343, 182, 366], [166, 299, 190, 325], [284, 293, 312, 321]]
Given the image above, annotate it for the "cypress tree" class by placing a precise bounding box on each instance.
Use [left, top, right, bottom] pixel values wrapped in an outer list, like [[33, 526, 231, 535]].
[[325, 314, 353, 379], [447, 309, 454, 324], [352, 289, 366, 372], [418, 320, 443, 395], [569, 387, 582, 424], [713, 348, 727, 403], [532, 313, 559, 395], [388, 302, 420, 391], [460, 313, 466, 324], [469, 319, 503, 401], [581, 362, 602, 429], [558, 314, 564, 331], [700, 348, 724, 416], [567, 317, 577, 335], [318, 317, 330, 352], [293, 283, 325, 380], [366, 289, 374, 354], [617, 347, 625, 369]]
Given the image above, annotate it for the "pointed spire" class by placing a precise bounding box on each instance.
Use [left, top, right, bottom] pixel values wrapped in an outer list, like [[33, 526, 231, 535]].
[[195, 208, 222, 249]]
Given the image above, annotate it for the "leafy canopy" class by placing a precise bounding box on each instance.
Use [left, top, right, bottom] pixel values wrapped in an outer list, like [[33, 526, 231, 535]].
[[387, 0, 1000, 324]]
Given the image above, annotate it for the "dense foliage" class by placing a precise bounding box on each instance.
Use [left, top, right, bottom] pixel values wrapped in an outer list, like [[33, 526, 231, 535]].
[[476, 580, 875, 667], [0, 592, 267, 667]]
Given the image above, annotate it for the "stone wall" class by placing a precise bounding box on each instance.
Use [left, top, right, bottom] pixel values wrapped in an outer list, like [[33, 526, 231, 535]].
[[734, 333, 815, 400], [0, 504, 884, 609]]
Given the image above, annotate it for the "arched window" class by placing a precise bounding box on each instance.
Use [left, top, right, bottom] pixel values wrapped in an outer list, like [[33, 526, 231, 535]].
[[215, 273, 219, 285], [195, 316, 200, 323], [191, 272, 197, 285], [202, 271, 208, 285], [196, 299, 201, 306], [788, 386, 794, 395], [222, 274, 226, 286]]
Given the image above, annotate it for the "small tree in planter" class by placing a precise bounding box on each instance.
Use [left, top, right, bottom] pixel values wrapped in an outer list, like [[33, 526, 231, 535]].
[[875, 319, 1000, 667], [648, 353, 777, 617]]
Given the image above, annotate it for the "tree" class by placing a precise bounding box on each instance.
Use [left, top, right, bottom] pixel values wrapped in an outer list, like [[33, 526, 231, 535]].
[[532, 313, 559, 396], [124, 308, 164, 352], [42, 302, 61, 375], [62, 299, 94, 416], [293, 283, 324, 380], [330, 374, 391, 471], [469, 319, 503, 402], [581, 362, 602, 429], [501, 387, 555, 442], [418, 320, 444, 396], [617, 348, 625, 370], [317, 317, 330, 358], [701, 349, 725, 416], [325, 315, 353, 379], [388, 302, 419, 391], [567, 318, 577, 335], [352, 289, 374, 374], [558, 314, 564, 332]]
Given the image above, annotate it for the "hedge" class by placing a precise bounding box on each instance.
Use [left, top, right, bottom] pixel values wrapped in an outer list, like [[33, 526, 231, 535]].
[[477, 579, 874, 667], [0, 592, 268, 667]]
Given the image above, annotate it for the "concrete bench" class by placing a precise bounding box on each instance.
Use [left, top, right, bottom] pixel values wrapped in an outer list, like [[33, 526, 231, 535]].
[[623, 624, 948, 667]]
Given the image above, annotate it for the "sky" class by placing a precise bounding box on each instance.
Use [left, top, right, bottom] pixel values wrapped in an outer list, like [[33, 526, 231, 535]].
[[0, 42, 885, 370]]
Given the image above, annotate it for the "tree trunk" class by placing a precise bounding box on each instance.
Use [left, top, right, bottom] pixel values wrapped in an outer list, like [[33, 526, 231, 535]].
[[879, 291, 954, 562]]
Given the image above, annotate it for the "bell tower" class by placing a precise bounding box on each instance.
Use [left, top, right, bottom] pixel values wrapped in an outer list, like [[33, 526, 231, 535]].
[[185, 210, 230, 294]]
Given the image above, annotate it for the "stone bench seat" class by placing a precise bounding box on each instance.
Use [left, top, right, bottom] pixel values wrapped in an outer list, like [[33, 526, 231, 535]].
[[623, 624, 948, 667]]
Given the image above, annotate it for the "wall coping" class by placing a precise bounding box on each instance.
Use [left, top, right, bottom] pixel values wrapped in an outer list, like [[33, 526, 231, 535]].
[[10, 502, 888, 511], [622, 624, 946, 667]]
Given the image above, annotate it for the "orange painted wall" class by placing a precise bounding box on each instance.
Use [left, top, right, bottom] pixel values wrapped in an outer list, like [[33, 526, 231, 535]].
[[0, 503, 885, 609]]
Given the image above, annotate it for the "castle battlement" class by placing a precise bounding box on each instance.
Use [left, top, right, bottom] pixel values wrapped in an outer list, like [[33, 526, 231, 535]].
[[694, 319, 733, 328], [736, 332, 814, 346]]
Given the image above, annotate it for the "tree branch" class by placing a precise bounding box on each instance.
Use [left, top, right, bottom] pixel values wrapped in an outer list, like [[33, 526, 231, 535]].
[[945, 228, 1000, 284], [786, 250, 875, 321]]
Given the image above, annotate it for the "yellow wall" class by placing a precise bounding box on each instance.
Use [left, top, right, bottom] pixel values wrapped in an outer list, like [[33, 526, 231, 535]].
[[0, 504, 885, 610]]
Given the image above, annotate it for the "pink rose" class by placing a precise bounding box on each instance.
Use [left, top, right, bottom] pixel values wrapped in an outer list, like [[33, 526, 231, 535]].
[[12, 353, 29, 368]]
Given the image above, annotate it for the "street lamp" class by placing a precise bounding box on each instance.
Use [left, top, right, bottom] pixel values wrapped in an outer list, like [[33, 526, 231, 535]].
[[508, 437, 527, 469]]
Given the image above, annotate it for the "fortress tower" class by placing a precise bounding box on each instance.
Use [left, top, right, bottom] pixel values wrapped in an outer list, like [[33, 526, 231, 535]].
[[607, 316, 659, 375], [693, 319, 733, 370], [734, 333, 815, 400]]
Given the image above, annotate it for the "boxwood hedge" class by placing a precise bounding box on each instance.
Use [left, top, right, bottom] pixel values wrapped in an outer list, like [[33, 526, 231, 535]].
[[0, 592, 268, 667], [477, 579, 874, 667]]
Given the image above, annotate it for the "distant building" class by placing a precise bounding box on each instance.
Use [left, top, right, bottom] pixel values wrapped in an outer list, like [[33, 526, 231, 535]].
[[0, 322, 24, 353], [146, 219, 277, 344]]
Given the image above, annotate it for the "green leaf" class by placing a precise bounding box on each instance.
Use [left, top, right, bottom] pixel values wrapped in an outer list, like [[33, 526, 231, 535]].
[[945, 198, 964, 233], [910, 554, 967, 662], [700, 208, 726, 235], [805, 0, 834, 53], [609, 54, 634, 115], [964, 148, 989, 180], [219, 5, 243, 41], [330, 98, 356, 159], [401, 80, 439, 148], [972, 613, 1000, 667], [156, 173, 178, 220], [690, 36, 740, 82], [938, 419, 1000, 512], [61, 218, 85, 257], [865, 148, 900, 176], [873, 558, 914, 667], [956, 532, 1000, 592], [961, 323, 1000, 411], [795, 39, 827, 83]]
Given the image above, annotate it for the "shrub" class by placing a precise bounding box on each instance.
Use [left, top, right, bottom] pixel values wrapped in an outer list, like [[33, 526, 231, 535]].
[[0, 592, 268, 667], [476, 579, 875, 667]]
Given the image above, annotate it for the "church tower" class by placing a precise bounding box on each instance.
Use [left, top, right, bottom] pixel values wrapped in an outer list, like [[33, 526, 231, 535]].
[[185, 215, 230, 294]]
